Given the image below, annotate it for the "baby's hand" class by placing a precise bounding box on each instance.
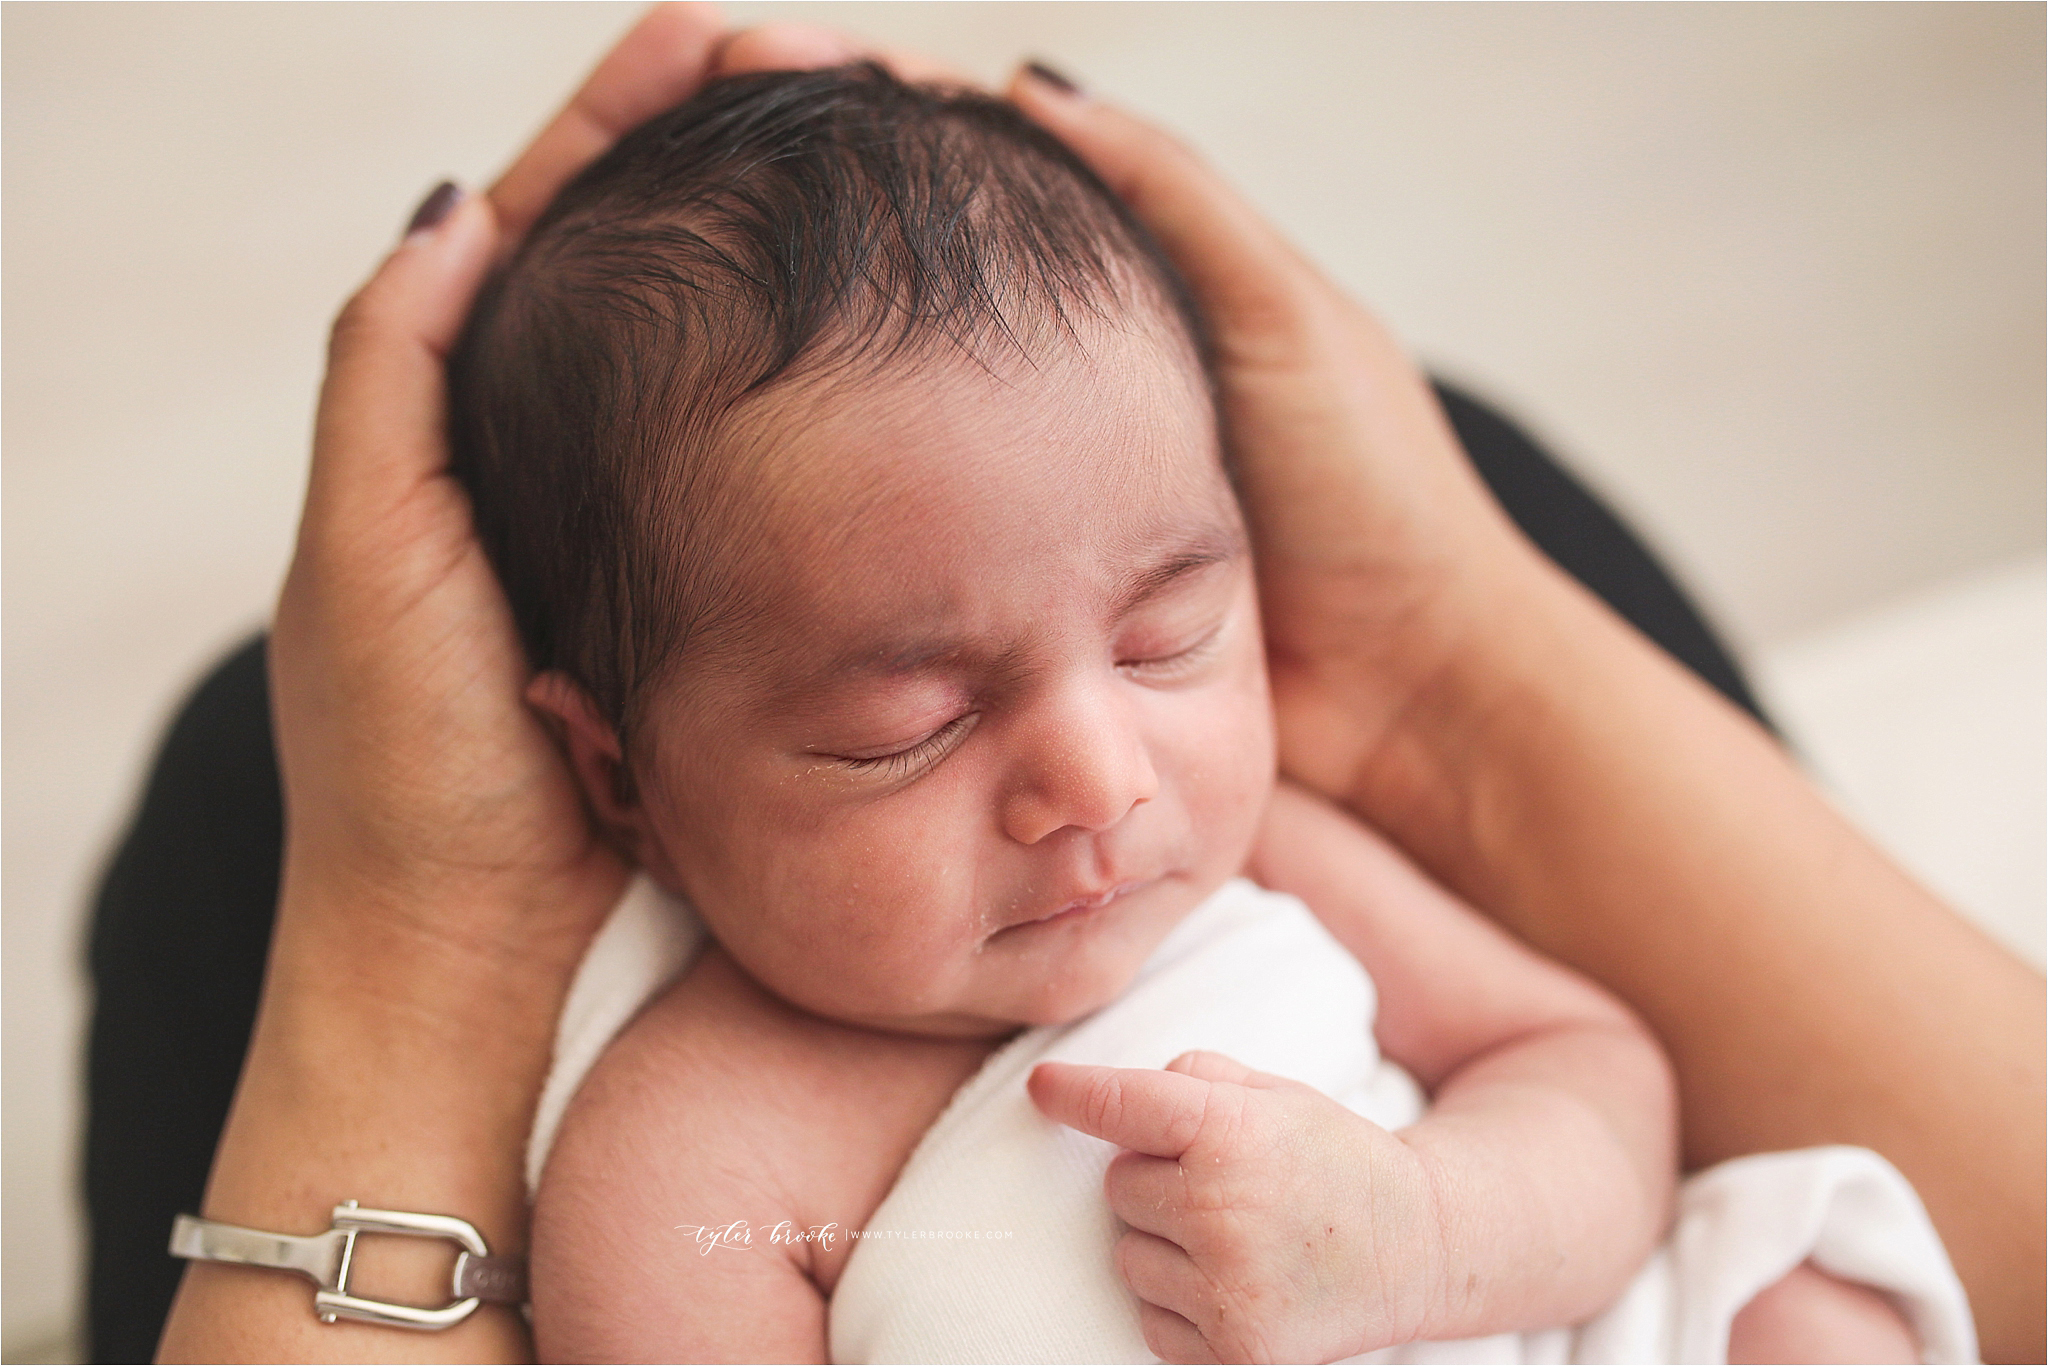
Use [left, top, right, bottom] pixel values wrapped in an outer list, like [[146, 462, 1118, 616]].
[[1028, 1051, 1443, 1365]]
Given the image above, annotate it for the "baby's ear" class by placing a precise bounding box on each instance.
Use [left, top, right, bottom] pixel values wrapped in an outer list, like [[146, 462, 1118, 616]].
[[525, 671, 642, 835]]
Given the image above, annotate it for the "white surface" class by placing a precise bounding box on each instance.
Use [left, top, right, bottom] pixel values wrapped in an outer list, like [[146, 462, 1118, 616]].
[[3, 5, 2040, 1356]]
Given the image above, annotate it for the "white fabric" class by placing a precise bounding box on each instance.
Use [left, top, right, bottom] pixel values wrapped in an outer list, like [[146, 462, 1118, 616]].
[[529, 876, 1977, 1363], [525, 874, 701, 1192]]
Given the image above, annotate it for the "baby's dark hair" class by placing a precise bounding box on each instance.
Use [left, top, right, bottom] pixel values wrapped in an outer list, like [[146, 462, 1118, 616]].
[[449, 64, 1204, 738]]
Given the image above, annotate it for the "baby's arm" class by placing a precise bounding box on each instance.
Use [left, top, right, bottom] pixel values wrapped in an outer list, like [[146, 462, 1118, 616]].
[[531, 941, 989, 1362], [530, 946, 830, 1362], [1251, 778, 1679, 1335], [1031, 780, 1676, 1360]]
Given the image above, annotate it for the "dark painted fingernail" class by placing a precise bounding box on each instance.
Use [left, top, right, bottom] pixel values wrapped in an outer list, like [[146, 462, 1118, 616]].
[[403, 180, 462, 239], [1024, 60, 1081, 95]]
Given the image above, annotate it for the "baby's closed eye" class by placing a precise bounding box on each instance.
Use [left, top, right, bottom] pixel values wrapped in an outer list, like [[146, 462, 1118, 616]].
[[1116, 617, 1227, 682], [827, 712, 979, 780]]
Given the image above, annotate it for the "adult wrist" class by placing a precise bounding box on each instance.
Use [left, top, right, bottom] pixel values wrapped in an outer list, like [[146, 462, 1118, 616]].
[[1383, 542, 1758, 882], [201, 857, 629, 1232], [208, 954, 547, 1226], [1335, 539, 1687, 918], [1291, 529, 1573, 830], [161, 901, 561, 1361]]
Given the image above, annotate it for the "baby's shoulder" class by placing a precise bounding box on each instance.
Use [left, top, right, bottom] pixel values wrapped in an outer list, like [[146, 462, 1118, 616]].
[[541, 939, 993, 1290]]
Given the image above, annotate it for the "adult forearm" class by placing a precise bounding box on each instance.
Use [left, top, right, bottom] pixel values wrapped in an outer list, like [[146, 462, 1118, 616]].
[[1357, 557, 2047, 1361], [156, 878, 586, 1363]]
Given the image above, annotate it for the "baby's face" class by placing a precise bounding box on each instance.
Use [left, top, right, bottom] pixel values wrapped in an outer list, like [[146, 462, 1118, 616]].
[[628, 319, 1274, 1038]]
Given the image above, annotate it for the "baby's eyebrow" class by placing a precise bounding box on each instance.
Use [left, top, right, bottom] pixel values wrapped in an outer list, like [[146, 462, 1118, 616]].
[[771, 629, 982, 695], [1107, 528, 1244, 620], [777, 524, 1247, 694]]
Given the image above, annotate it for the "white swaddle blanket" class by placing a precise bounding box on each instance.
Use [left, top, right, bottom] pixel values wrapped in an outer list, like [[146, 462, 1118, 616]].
[[528, 876, 1977, 1364]]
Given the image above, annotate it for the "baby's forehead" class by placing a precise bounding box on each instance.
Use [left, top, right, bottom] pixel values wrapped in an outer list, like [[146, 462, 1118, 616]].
[[677, 325, 1238, 683], [749, 325, 1216, 522], [730, 308, 1216, 492], [690, 517, 1248, 728]]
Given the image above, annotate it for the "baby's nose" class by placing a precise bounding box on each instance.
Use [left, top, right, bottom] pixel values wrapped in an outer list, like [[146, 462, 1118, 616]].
[[999, 691, 1160, 845]]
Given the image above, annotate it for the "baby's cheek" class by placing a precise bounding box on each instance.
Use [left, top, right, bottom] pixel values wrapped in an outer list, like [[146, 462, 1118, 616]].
[[751, 806, 987, 1008], [1181, 690, 1277, 871]]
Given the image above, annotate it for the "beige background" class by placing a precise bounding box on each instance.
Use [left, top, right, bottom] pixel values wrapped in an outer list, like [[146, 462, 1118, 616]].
[[5, 3, 2042, 1357]]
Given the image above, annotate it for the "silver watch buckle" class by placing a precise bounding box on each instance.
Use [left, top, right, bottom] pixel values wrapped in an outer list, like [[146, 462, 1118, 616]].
[[317, 1200, 493, 1329], [169, 1199, 524, 1330]]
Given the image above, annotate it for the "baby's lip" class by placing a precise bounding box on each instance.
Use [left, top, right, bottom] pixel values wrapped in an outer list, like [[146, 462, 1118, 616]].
[[999, 877, 1159, 934]]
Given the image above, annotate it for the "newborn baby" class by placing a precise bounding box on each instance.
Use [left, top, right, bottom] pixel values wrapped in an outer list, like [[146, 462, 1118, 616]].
[[450, 66, 1941, 1363]]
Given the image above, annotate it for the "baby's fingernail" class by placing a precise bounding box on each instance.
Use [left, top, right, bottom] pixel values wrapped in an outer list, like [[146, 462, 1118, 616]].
[[1023, 60, 1082, 96], [402, 180, 463, 239]]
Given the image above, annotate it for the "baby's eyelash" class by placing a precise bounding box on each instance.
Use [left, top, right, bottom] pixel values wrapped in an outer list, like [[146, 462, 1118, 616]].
[[1118, 621, 1226, 680], [836, 714, 976, 779], [823, 621, 1225, 781]]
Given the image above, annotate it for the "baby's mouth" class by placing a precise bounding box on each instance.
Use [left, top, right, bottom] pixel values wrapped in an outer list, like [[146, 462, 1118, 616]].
[[999, 878, 1159, 935]]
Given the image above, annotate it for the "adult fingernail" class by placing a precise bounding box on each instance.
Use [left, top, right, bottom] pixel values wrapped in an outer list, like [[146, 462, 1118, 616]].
[[403, 180, 463, 239], [1024, 60, 1082, 96]]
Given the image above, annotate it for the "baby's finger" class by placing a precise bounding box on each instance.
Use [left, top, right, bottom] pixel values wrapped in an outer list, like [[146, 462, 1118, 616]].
[[1166, 1049, 1312, 1097], [1104, 1149, 1194, 1242], [1028, 1061, 1212, 1159], [1164, 1049, 1262, 1086], [308, 190, 499, 521], [1138, 1298, 1220, 1366], [488, 3, 725, 240], [1117, 1228, 1206, 1325]]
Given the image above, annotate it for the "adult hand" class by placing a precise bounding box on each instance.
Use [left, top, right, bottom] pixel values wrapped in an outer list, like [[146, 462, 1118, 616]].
[[160, 7, 736, 1360]]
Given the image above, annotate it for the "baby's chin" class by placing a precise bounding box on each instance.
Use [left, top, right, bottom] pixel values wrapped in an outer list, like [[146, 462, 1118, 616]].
[[803, 980, 1136, 1042], [774, 945, 1161, 1042]]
